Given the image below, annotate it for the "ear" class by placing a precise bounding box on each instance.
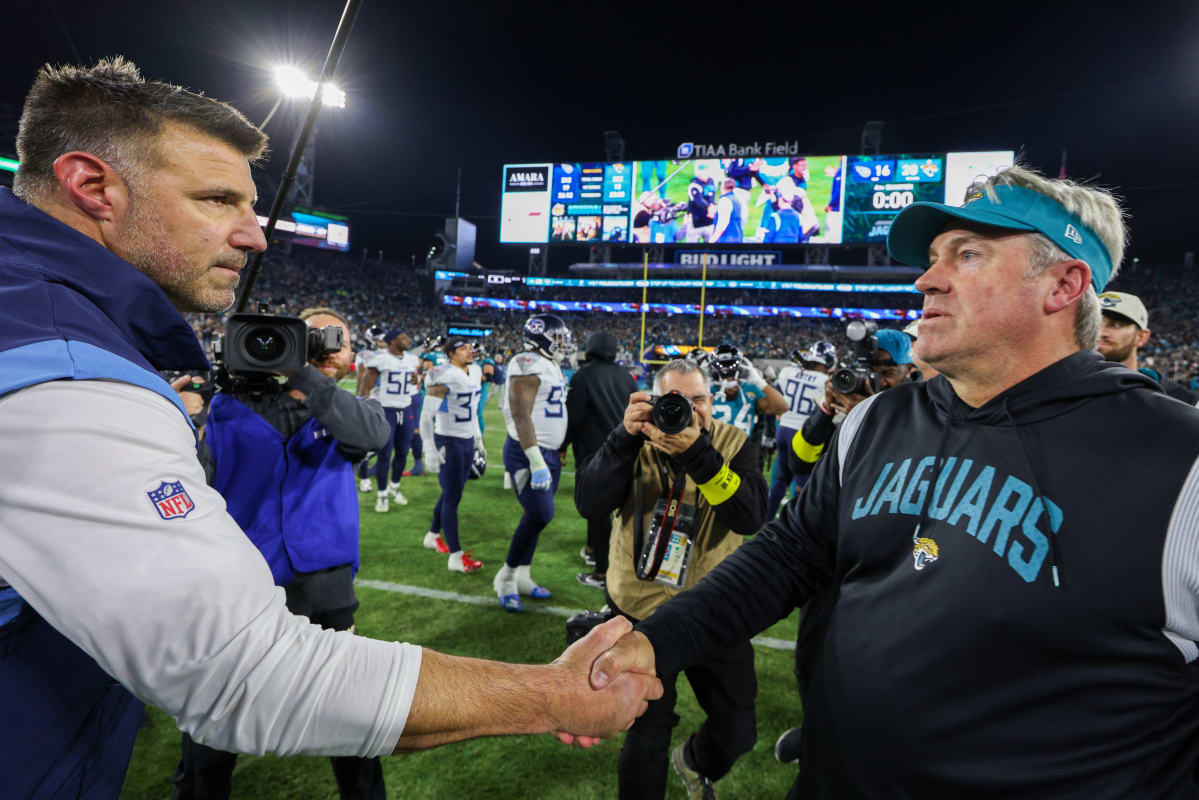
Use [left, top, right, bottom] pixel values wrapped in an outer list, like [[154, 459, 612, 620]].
[[51, 151, 132, 223], [1136, 327, 1152, 348], [1043, 259, 1091, 315]]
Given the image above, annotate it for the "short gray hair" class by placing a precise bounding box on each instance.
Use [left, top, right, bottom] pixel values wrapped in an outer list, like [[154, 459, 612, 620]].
[[652, 358, 704, 394], [14, 56, 267, 202], [967, 165, 1124, 351]]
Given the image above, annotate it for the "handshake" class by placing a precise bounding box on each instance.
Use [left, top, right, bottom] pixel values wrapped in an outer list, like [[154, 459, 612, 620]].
[[546, 617, 659, 747]]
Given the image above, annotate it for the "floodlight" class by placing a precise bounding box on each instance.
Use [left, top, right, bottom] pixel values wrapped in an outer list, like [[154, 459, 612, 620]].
[[274, 65, 313, 99], [273, 65, 346, 108]]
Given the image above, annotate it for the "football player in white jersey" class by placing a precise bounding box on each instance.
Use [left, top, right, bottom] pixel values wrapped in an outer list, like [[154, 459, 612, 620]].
[[768, 340, 834, 516], [355, 325, 387, 492], [358, 329, 421, 511], [493, 315, 573, 611], [420, 338, 485, 573]]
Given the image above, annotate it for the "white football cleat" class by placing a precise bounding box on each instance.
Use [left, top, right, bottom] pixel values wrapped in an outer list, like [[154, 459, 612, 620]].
[[387, 481, 408, 505], [359, 478, 372, 493], [374, 494, 389, 513]]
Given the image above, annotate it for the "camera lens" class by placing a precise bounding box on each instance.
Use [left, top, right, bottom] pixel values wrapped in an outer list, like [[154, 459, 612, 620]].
[[831, 367, 863, 395], [651, 392, 693, 435], [245, 326, 287, 364]]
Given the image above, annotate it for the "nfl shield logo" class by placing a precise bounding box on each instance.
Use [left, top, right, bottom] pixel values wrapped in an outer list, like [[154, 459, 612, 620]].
[[148, 480, 195, 520]]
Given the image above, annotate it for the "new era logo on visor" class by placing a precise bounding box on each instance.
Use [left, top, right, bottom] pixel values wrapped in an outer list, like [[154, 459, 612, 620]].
[[1064, 224, 1083, 244]]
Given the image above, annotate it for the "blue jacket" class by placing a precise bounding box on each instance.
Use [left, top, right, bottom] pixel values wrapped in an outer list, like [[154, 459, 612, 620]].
[[207, 393, 361, 585], [0, 187, 203, 798]]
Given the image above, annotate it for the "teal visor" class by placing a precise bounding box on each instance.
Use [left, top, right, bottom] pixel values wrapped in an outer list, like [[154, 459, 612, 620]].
[[886, 184, 1114, 291]]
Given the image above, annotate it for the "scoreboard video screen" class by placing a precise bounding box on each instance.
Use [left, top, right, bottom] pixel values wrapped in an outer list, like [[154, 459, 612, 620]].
[[499, 151, 1013, 246]]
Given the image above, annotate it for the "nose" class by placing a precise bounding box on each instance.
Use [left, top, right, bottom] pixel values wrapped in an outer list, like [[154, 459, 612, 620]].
[[232, 207, 268, 254], [914, 259, 948, 296]]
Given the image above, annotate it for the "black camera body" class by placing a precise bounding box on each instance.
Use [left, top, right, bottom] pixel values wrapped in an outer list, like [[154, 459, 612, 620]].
[[652, 200, 689, 224], [649, 390, 694, 435], [218, 313, 343, 375], [830, 320, 880, 396]]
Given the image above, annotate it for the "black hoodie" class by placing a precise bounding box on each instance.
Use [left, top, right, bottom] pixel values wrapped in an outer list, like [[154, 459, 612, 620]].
[[638, 351, 1199, 799], [564, 333, 637, 458]]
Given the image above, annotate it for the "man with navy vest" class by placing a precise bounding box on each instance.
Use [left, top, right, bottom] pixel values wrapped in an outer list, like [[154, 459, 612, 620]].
[[174, 306, 389, 799], [0, 57, 660, 800], [711, 178, 744, 244]]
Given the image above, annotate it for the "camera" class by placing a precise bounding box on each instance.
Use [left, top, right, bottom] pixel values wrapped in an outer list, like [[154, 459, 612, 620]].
[[653, 200, 688, 224], [218, 313, 343, 375], [649, 390, 694, 435], [830, 320, 880, 395]]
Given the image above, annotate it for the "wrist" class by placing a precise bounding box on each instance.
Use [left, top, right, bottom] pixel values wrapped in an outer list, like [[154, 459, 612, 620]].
[[525, 445, 548, 472]]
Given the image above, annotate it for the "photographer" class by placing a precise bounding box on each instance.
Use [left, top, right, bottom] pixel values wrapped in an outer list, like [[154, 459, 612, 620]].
[[786, 327, 915, 478], [575, 358, 766, 799], [176, 306, 390, 800]]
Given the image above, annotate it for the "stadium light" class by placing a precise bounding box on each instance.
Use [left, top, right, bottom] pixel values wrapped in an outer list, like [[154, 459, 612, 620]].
[[272, 65, 346, 108]]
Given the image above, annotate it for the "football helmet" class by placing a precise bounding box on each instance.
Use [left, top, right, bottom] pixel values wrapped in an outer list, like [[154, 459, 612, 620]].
[[522, 314, 573, 360], [469, 448, 487, 480], [685, 347, 711, 370], [801, 340, 837, 369], [708, 343, 743, 384]]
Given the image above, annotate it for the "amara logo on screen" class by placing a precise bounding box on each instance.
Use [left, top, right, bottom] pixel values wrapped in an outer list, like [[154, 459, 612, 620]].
[[505, 166, 548, 192]]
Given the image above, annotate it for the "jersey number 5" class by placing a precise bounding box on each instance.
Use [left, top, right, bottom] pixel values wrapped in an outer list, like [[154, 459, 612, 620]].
[[544, 386, 564, 418]]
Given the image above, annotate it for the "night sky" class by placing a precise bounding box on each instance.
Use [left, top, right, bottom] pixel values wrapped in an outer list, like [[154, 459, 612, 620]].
[[4, 1, 1198, 270]]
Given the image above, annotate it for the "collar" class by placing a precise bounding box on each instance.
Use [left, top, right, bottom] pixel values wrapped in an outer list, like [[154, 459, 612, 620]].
[[0, 188, 209, 371]]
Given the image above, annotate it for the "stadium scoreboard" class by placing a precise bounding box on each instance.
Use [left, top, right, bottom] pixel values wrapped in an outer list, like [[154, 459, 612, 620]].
[[500, 151, 1013, 247]]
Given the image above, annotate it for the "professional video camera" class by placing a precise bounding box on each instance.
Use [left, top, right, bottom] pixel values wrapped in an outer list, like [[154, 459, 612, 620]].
[[652, 200, 689, 224], [830, 320, 880, 395], [649, 391, 694, 435], [214, 311, 343, 380]]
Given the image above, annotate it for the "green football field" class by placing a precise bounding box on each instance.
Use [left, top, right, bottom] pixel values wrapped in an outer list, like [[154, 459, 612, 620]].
[[119, 397, 804, 799]]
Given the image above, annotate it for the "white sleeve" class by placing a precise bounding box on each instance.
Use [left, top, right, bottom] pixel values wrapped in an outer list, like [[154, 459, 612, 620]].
[[0, 380, 422, 758], [1162, 452, 1199, 662]]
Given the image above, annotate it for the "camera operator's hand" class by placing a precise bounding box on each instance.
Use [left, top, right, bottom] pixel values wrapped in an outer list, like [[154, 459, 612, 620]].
[[825, 383, 873, 417], [169, 375, 207, 417], [642, 410, 701, 456], [623, 392, 654, 437]]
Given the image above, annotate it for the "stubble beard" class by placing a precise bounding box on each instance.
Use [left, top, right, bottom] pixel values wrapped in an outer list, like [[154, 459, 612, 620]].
[[119, 193, 240, 313]]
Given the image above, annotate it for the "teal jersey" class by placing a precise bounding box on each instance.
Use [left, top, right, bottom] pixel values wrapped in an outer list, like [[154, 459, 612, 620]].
[[710, 381, 765, 435]]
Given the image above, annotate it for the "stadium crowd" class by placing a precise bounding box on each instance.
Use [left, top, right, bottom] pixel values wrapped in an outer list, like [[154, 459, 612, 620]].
[[189, 245, 1199, 388]]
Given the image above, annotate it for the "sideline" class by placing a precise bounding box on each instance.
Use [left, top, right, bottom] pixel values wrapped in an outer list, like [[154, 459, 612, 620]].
[[356, 578, 795, 651]]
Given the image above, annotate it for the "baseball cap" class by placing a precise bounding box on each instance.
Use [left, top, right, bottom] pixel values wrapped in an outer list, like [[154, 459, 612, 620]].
[[383, 328, 405, 343], [887, 184, 1115, 292], [875, 329, 913, 365], [1098, 291, 1148, 329]]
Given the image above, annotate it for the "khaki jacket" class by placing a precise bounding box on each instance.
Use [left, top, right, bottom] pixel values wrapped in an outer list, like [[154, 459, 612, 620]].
[[607, 421, 749, 621]]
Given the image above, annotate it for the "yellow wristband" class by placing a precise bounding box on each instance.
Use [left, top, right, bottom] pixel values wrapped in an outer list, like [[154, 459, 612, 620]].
[[791, 432, 826, 465], [698, 464, 741, 505]]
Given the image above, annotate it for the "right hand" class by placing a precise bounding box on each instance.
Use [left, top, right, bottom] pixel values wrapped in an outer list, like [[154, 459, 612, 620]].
[[426, 446, 444, 473], [623, 391, 654, 437], [825, 383, 873, 416], [590, 629, 657, 691], [549, 618, 662, 747]]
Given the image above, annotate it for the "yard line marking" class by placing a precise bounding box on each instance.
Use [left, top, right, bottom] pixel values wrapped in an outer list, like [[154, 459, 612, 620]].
[[355, 578, 794, 651]]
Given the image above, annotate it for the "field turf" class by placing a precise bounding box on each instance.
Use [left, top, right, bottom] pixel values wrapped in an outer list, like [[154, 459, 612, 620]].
[[119, 396, 803, 799]]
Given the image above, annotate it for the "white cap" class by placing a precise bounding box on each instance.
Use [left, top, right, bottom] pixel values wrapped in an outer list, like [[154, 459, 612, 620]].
[[1098, 291, 1148, 329]]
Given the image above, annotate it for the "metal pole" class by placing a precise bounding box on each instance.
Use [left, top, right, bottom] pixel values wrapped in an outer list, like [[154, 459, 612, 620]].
[[235, 0, 363, 312], [455, 165, 462, 220], [638, 249, 649, 364]]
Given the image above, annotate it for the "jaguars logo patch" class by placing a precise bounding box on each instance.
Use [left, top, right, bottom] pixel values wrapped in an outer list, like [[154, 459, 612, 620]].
[[912, 526, 939, 571]]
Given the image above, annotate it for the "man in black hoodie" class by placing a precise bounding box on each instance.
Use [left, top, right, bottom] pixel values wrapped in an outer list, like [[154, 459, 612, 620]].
[[566, 332, 639, 587], [581, 166, 1199, 799]]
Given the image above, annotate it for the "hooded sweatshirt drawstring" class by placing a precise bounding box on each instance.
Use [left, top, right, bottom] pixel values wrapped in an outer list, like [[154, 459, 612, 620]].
[[1002, 397, 1061, 588]]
